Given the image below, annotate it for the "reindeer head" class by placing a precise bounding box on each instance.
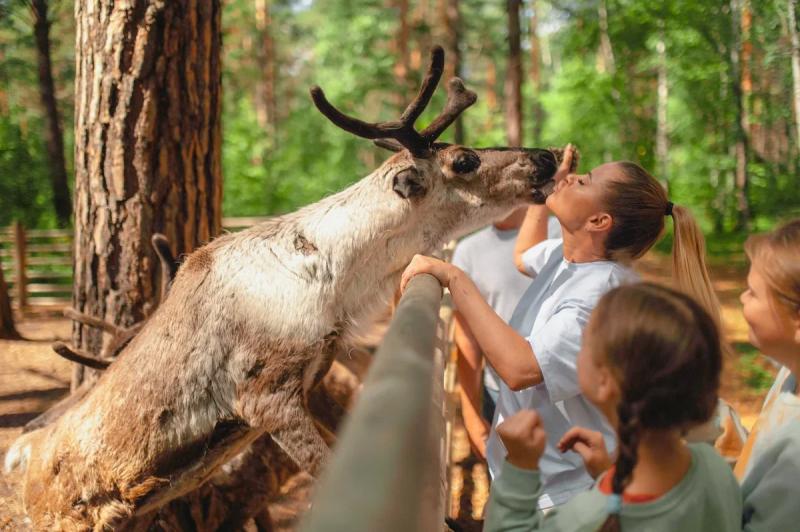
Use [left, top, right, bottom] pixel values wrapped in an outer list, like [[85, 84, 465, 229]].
[[310, 46, 567, 232]]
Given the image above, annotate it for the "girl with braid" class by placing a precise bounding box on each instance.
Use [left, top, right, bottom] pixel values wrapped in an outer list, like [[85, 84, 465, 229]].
[[483, 283, 741, 531], [402, 146, 725, 510]]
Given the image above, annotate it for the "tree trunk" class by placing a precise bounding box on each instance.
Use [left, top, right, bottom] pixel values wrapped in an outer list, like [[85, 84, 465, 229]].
[[439, 0, 463, 143], [0, 265, 21, 340], [393, 0, 412, 96], [255, 0, 278, 138], [656, 27, 669, 190], [505, 0, 523, 146], [730, 0, 752, 229], [31, 0, 71, 228], [598, 0, 616, 74], [529, 0, 544, 145], [789, 0, 800, 152], [72, 0, 223, 388]]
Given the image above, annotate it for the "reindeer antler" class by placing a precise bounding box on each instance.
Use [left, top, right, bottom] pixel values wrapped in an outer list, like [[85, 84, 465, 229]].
[[310, 45, 476, 157]]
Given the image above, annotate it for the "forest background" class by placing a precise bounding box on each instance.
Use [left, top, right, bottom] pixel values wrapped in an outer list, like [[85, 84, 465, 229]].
[[1, 0, 799, 256]]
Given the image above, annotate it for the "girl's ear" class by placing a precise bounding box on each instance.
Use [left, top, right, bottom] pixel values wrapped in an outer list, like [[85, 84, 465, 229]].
[[586, 212, 613, 233], [792, 309, 800, 345], [595, 365, 621, 409]]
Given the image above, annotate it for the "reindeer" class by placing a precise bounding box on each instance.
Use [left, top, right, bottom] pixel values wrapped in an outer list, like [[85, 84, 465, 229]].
[[5, 46, 565, 530]]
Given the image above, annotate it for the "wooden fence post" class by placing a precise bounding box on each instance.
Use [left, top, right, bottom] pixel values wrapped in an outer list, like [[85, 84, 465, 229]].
[[14, 221, 27, 315], [300, 274, 445, 532]]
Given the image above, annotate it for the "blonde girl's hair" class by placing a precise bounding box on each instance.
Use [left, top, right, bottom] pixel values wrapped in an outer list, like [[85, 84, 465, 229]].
[[591, 283, 723, 532], [602, 162, 725, 343], [744, 219, 800, 312]]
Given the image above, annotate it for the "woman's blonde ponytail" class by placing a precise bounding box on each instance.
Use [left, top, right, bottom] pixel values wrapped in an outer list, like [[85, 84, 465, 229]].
[[670, 205, 731, 355]]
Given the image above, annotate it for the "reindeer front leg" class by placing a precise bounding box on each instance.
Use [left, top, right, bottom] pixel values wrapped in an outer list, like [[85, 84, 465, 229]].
[[237, 375, 332, 477], [270, 404, 332, 477]]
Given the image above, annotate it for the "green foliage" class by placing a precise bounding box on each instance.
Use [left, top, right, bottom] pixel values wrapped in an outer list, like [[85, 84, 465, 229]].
[[0, 0, 798, 243], [0, 0, 73, 229], [735, 342, 775, 393], [0, 110, 55, 228]]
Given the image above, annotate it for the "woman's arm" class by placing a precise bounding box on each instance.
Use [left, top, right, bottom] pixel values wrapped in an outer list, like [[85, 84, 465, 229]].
[[401, 258, 542, 391], [450, 270, 543, 390], [514, 205, 551, 276]]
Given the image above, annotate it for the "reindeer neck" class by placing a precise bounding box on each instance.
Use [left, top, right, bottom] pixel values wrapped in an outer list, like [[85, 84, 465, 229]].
[[295, 171, 433, 288]]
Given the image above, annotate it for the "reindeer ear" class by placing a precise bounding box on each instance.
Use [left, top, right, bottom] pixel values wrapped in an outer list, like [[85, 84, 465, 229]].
[[393, 168, 427, 199]]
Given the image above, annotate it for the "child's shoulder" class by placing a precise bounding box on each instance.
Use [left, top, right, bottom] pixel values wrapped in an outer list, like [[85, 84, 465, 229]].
[[688, 442, 740, 490], [750, 419, 800, 467]]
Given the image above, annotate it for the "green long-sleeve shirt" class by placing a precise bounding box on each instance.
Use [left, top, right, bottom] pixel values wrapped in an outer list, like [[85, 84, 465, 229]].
[[485, 443, 742, 532]]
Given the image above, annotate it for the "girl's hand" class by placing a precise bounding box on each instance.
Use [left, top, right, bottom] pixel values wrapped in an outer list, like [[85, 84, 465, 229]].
[[553, 143, 576, 184], [400, 254, 458, 292], [496, 410, 547, 471], [558, 426, 611, 479]]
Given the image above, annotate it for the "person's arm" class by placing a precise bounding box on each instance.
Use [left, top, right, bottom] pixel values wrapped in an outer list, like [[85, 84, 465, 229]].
[[454, 311, 490, 458], [484, 410, 547, 532], [449, 269, 543, 391], [514, 205, 551, 277], [401, 257, 543, 391]]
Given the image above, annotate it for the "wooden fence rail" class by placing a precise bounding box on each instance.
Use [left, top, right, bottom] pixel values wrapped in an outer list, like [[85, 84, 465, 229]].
[[0, 217, 274, 317], [300, 273, 451, 532]]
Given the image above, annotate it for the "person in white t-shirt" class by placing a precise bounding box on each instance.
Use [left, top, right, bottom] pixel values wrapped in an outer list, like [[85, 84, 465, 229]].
[[402, 145, 724, 510], [451, 209, 561, 458]]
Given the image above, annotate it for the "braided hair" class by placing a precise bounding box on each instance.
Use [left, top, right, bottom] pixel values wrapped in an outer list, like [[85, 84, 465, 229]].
[[592, 283, 723, 532]]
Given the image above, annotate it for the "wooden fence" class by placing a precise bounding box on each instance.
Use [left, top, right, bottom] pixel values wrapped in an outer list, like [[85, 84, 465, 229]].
[[0, 222, 73, 316], [0, 217, 271, 317], [300, 274, 455, 532]]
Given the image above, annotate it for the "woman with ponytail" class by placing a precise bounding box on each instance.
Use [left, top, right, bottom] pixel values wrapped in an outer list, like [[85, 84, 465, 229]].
[[482, 283, 741, 531], [402, 147, 726, 509]]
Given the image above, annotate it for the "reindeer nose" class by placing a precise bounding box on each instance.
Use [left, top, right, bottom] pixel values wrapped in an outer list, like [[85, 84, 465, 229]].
[[520, 149, 558, 184]]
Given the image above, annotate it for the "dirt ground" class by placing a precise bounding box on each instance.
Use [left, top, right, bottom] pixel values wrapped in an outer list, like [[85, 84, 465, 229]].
[[0, 254, 774, 530]]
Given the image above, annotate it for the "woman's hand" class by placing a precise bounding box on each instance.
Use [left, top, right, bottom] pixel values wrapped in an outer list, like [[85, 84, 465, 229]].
[[553, 143, 576, 185], [496, 410, 547, 471], [400, 254, 458, 292], [558, 426, 611, 479]]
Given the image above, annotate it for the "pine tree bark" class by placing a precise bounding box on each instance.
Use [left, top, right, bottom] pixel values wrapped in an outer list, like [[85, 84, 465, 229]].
[[72, 0, 223, 388], [31, 0, 71, 228], [0, 265, 21, 340], [505, 0, 523, 147]]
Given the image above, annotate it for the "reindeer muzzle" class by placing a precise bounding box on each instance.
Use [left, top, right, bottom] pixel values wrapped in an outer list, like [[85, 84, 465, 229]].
[[524, 149, 559, 204]]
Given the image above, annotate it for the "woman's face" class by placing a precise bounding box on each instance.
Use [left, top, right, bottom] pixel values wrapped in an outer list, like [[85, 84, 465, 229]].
[[740, 262, 800, 364], [546, 162, 618, 233]]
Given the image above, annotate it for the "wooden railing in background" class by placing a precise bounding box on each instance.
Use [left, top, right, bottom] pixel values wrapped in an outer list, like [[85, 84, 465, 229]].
[[0, 217, 273, 317], [0, 222, 73, 316]]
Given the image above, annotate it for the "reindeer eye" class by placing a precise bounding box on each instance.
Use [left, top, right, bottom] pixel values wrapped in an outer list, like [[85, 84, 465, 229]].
[[452, 152, 480, 174]]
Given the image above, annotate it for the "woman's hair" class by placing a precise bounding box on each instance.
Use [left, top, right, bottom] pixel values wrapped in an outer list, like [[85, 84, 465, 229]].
[[590, 283, 723, 532], [602, 162, 724, 341], [744, 219, 800, 312]]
